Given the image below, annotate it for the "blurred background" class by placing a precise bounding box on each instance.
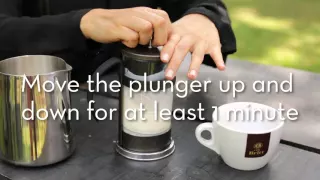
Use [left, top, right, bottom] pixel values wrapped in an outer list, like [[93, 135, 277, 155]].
[[223, 0, 320, 73]]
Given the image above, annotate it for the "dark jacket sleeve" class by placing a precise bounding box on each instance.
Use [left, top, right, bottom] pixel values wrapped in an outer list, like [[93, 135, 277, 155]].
[[158, 0, 237, 67], [0, 0, 95, 57]]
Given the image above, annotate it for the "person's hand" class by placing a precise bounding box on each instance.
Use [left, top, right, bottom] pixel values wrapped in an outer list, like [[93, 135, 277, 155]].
[[80, 7, 172, 47], [160, 14, 225, 80]]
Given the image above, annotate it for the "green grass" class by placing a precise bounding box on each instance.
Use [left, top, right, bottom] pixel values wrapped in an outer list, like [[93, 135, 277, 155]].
[[223, 0, 320, 73]]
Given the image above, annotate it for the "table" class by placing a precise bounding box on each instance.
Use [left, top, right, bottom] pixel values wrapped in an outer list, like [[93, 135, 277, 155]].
[[0, 91, 319, 180]]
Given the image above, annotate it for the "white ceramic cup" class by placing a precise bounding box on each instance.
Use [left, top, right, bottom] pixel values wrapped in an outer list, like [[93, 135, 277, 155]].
[[195, 102, 284, 171]]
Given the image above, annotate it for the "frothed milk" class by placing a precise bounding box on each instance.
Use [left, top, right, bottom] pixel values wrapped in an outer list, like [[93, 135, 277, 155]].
[[122, 86, 173, 137]]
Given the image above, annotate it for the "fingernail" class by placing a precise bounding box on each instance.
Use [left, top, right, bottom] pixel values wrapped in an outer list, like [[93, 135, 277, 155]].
[[162, 53, 169, 62], [220, 64, 226, 70], [189, 70, 197, 78], [166, 69, 174, 79]]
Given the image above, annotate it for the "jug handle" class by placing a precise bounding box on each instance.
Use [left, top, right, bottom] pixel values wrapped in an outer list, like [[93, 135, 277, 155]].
[[87, 57, 123, 122]]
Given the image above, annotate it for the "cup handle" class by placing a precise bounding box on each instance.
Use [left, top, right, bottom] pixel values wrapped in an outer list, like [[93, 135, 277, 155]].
[[195, 122, 220, 155]]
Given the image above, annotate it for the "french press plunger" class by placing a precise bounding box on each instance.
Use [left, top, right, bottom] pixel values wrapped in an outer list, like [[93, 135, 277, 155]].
[[88, 43, 176, 161]]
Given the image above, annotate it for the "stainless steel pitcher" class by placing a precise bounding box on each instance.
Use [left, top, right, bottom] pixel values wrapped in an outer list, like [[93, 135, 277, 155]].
[[0, 55, 75, 166]]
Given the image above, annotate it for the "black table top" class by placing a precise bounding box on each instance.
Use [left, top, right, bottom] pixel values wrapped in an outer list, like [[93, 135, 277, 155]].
[[0, 91, 319, 180]]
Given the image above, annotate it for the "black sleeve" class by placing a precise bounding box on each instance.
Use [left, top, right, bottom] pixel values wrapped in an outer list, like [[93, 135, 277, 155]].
[[158, 0, 237, 67], [0, 0, 96, 56]]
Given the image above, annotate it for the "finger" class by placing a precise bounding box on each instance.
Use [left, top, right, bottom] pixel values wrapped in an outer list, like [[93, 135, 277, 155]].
[[153, 9, 171, 25], [117, 26, 139, 42], [208, 44, 225, 70], [119, 16, 153, 45], [133, 8, 169, 46], [160, 34, 181, 63], [122, 40, 139, 48], [136, 17, 153, 45], [165, 35, 197, 80], [188, 41, 207, 80], [139, 31, 153, 45], [119, 27, 139, 48], [151, 9, 172, 44]]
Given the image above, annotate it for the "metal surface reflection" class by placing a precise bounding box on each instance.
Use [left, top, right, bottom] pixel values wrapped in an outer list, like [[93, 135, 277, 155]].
[[0, 55, 75, 166]]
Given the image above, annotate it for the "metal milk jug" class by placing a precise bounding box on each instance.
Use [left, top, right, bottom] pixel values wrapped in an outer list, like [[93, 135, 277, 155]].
[[0, 55, 75, 166]]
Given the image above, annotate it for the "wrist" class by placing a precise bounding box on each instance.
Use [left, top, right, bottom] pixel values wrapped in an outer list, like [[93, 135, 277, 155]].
[[182, 7, 237, 54], [175, 13, 217, 31], [174, 13, 218, 36], [178, 13, 212, 24], [80, 8, 107, 39], [80, 9, 95, 39]]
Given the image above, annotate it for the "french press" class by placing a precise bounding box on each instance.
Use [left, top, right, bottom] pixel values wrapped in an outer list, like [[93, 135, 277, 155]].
[[88, 43, 176, 161]]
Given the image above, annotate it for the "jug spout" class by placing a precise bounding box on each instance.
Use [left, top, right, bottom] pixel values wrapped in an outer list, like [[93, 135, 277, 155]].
[[0, 55, 72, 77]]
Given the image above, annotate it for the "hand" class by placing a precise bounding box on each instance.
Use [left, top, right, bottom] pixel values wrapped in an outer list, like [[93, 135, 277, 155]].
[[80, 7, 172, 48], [160, 14, 225, 80]]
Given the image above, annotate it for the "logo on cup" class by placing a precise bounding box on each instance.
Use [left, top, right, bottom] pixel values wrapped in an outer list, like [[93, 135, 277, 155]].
[[245, 133, 270, 158], [254, 142, 263, 149]]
